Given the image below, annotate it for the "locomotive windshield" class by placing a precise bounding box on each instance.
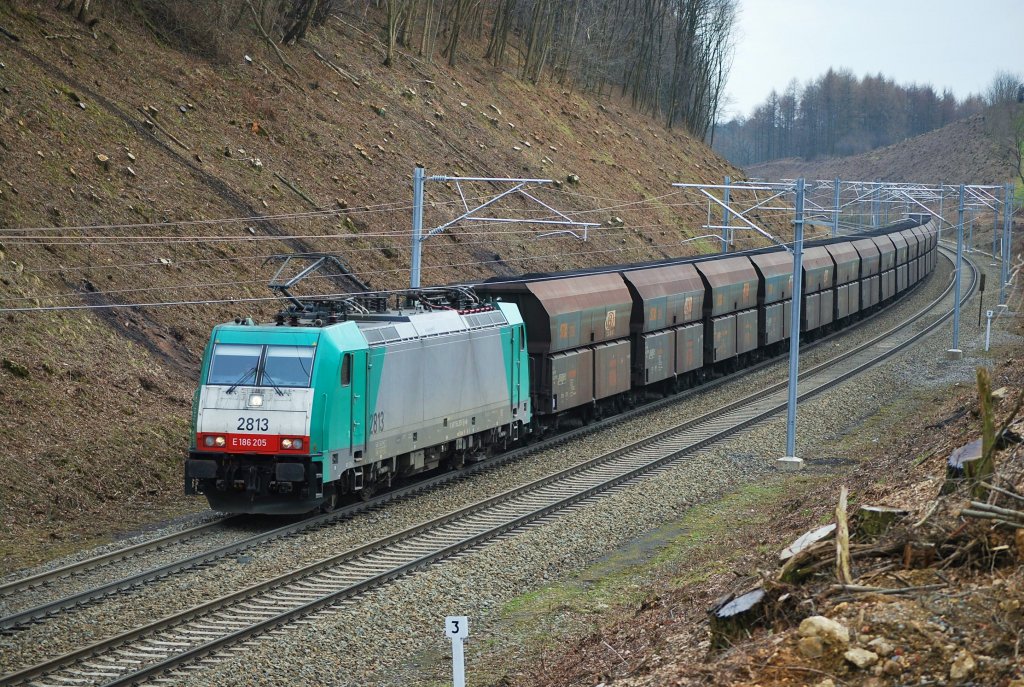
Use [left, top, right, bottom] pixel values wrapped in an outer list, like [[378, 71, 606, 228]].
[[208, 344, 261, 385], [263, 346, 315, 387], [208, 344, 315, 388]]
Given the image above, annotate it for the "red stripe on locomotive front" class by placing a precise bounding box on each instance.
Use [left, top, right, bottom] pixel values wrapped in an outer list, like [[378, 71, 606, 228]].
[[195, 433, 310, 454]]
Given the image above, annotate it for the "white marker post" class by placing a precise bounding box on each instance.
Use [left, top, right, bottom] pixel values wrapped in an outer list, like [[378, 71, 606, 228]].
[[444, 616, 469, 687], [985, 310, 994, 352]]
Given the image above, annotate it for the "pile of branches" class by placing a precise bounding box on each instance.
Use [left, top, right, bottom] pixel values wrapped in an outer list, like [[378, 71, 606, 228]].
[[710, 368, 1024, 645]]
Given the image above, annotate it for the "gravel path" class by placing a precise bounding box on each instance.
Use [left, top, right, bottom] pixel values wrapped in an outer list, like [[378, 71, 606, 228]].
[[2, 251, 998, 686]]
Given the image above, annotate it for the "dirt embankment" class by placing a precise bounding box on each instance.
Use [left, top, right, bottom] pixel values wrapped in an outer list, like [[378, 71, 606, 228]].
[[749, 112, 1020, 185], [0, 2, 747, 570]]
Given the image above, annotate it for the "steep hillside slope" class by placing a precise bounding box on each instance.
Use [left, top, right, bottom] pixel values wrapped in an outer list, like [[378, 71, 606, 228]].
[[0, 3, 745, 569], [748, 113, 1017, 184]]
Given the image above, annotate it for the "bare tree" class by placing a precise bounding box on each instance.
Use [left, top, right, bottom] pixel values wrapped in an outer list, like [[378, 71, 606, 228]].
[[484, 0, 515, 66], [121, 0, 737, 141], [384, 0, 413, 66], [986, 71, 1023, 106], [664, 0, 735, 138], [520, 0, 554, 83], [984, 73, 1024, 186], [281, 0, 335, 44], [58, 0, 98, 25], [440, 0, 476, 67]]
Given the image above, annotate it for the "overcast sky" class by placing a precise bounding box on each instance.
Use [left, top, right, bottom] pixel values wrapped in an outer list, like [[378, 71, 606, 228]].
[[724, 0, 1024, 120]]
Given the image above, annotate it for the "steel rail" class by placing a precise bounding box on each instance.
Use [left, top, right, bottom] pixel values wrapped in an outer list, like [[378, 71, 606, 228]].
[[0, 519, 233, 598], [0, 248, 975, 687]]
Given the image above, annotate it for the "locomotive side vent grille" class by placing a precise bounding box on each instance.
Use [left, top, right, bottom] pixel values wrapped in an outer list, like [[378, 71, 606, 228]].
[[364, 326, 401, 345], [464, 311, 508, 329]]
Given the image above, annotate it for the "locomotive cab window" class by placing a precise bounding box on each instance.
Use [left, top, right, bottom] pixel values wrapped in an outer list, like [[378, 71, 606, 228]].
[[208, 344, 262, 386], [340, 353, 352, 387], [263, 345, 315, 388]]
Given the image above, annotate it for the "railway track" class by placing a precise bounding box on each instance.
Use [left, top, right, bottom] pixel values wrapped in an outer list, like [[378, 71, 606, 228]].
[[0, 515, 292, 631], [0, 248, 976, 686]]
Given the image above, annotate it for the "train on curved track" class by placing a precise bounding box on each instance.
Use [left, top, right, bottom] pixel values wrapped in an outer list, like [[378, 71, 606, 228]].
[[185, 216, 938, 514]]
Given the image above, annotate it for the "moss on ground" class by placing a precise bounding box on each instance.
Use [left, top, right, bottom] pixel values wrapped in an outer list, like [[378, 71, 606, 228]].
[[473, 477, 812, 685]]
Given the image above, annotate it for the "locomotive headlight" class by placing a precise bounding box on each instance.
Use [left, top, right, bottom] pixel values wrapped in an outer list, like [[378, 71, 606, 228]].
[[248, 393, 264, 408], [203, 436, 215, 447], [213, 435, 226, 447], [281, 438, 293, 449], [293, 439, 303, 450]]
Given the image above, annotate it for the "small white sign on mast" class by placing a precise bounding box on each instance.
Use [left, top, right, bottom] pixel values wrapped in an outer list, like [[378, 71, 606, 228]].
[[444, 615, 469, 687]]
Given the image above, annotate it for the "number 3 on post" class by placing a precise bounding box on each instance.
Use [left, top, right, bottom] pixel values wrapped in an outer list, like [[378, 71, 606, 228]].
[[444, 615, 468, 639]]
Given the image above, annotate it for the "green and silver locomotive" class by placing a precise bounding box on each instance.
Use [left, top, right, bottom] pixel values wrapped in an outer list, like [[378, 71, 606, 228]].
[[186, 289, 531, 514]]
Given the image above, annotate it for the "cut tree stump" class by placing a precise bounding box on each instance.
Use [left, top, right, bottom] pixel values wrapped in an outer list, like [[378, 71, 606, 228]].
[[942, 438, 983, 494], [855, 506, 909, 538], [903, 540, 937, 568], [976, 368, 995, 498], [709, 587, 766, 649]]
